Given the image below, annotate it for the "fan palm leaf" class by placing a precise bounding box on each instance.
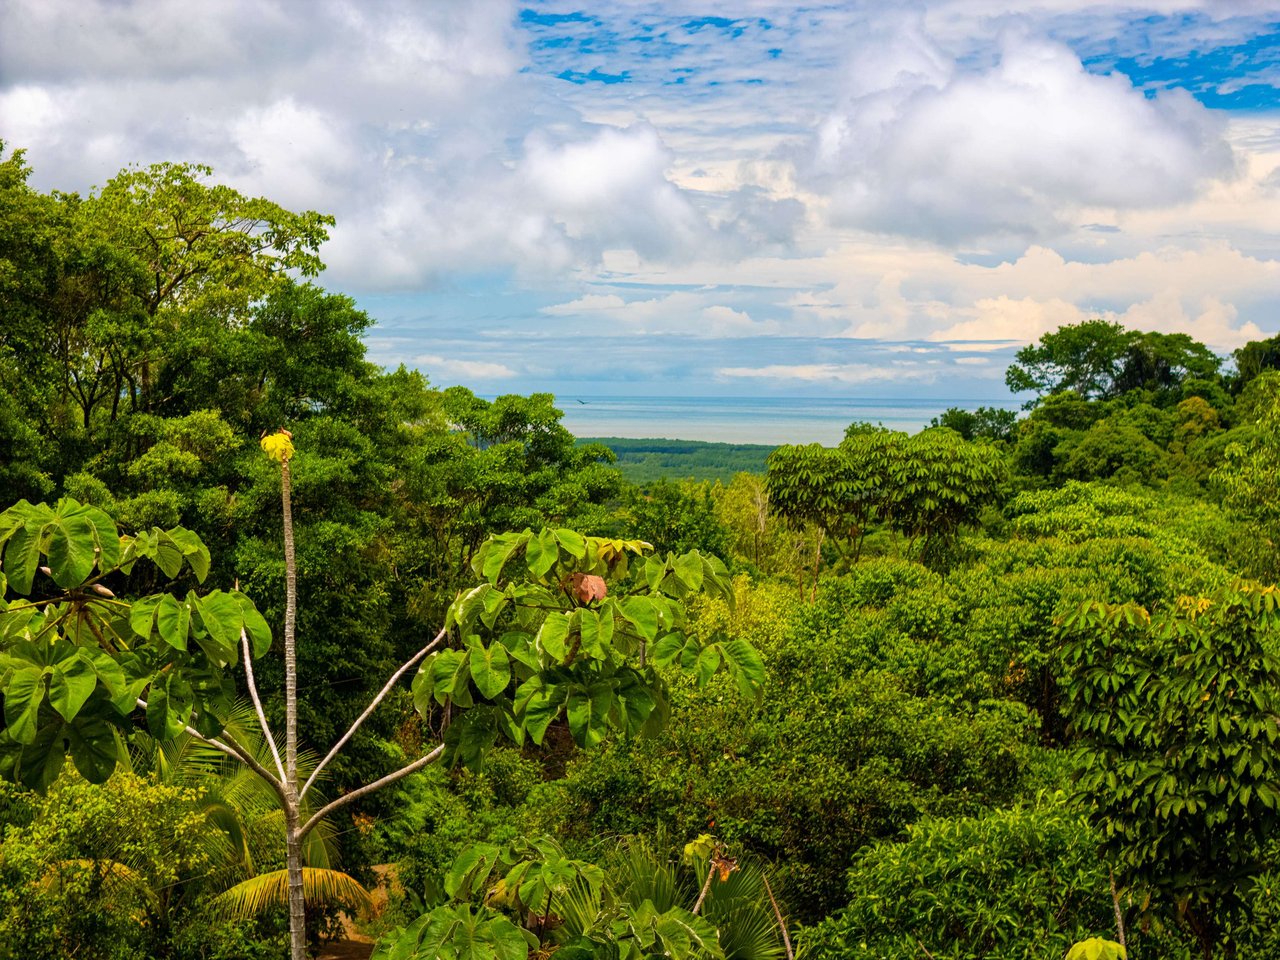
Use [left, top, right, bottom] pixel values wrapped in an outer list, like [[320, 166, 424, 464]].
[[210, 867, 373, 921]]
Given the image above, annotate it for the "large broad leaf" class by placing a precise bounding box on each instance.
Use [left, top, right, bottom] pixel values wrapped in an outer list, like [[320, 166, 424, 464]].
[[65, 710, 120, 783], [46, 513, 97, 588], [721, 639, 766, 700], [4, 666, 44, 744], [154, 594, 191, 652], [536, 612, 571, 661], [514, 677, 563, 745], [650, 633, 686, 666], [566, 682, 614, 749], [578, 609, 613, 660], [195, 591, 244, 664], [651, 907, 725, 960], [672, 552, 705, 592], [427, 649, 473, 707], [48, 658, 97, 723], [498, 630, 539, 671], [468, 639, 511, 700], [445, 704, 499, 771], [129, 596, 163, 639], [553, 528, 587, 560], [167, 526, 211, 582], [644, 556, 667, 592], [694, 646, 721, 689], [614, 671, 657, 737], [620, 596, 659, 642], [234, 592, 273, 658], [79, 648, 126, 701], [445, 843, 502, 899], [411, 664, 435, 717], [81, 505, 121, 574], [151, 530, 186, 579], [146, 673, 194, 739], [3, 523, 42, 596], [110, 653, 155, 715], [483, 536, 524, 584], [524, 528, 559, 579], [13, 719, 67, 793]]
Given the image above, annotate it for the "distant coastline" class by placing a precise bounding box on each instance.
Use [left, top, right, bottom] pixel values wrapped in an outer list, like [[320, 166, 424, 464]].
[[557, 395, 1014, 446]]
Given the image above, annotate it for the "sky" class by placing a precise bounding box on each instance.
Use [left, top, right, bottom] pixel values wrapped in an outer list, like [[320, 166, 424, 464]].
[[2, 0, 1279, 403]]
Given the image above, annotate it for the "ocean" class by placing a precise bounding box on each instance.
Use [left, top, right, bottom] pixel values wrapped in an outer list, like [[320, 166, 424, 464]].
[[556, 396, 1012, 446]]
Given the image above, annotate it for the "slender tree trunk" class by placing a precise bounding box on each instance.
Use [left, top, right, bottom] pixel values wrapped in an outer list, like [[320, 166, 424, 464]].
[[692, 866, 715, 915], [286, 804, 307, 960], [1108, 868, 1126, 949], [281, 456, 306, 960]]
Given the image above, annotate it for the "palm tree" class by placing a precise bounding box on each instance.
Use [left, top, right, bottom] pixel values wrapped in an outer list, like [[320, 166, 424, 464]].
[[125, 703, 372, 930]]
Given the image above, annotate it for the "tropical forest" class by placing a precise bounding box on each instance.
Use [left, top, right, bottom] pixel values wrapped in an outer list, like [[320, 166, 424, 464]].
[[3, 146, 1280, 960]]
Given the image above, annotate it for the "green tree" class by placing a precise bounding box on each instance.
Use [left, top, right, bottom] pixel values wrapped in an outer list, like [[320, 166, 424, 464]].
[[1006, 321, 1221, 408], [850, 427, 1006, 565], [1059, 584, 1280, 958], [1006, 320, 1135, 406], [1212, 372, 1280, 578], [0, 147, 332, 453], [799, 797, 1122, 960], [1230, 333, 1280, 393], [1, 427, 763, 959], [930, 405, 1019, 442], [764, 440, 882, 597]]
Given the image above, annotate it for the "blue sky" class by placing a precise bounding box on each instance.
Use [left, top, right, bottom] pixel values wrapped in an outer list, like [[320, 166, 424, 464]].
[[3, 0, 1279, 401]]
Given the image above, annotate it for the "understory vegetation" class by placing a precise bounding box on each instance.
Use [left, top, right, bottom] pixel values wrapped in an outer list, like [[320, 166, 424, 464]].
[[4, 146, 1280, 959]]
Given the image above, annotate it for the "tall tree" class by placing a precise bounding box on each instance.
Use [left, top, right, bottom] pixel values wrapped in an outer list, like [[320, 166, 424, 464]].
[[1060, 585, 1280, 958], [1006, 320, 1221, 408]]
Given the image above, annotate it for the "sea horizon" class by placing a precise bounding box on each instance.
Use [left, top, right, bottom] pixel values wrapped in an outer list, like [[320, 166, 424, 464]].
[[545, 395, 1015, 446]]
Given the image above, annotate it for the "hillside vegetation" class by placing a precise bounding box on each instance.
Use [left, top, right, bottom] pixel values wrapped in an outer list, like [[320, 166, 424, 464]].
[[3, 148, 1280, 959]]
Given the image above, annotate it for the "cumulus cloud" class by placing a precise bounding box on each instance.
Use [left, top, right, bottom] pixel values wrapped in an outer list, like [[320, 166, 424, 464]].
[[3, 0, 1277, 397], [930, 290, 1266, 351], [809, 16, 1236, 243]]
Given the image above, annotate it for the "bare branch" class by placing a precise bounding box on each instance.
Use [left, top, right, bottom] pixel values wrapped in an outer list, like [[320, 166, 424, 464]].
[[242, 628, 286, 782], [299, 744, 445, 839], [135, 697, 285, 799], [301, 626, 447, 799]]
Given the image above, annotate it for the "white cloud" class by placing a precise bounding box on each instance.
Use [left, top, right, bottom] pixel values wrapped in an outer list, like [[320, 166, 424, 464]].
[[540, 294, 628, 316], [3, 0, 1278, 396], [930, 295, 1092, 343], [930, 290, 1266, 351], [520, 125, 709, 260], [810, 21, 1236, 243], [412, 354, 517, 381], [537, 289, 782, 337], [717, 363, 937, 385]]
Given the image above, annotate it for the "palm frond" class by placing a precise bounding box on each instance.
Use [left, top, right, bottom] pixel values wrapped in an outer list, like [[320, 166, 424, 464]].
[[712, 901, 785, 960], [610, 838, 692, 913], [209, 867, 373, 921]]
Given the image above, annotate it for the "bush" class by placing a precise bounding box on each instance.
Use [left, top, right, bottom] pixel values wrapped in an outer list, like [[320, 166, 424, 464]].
[[798, 797, 1175, 960]]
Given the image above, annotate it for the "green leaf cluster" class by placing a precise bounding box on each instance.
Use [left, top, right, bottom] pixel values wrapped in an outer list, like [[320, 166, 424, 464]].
[[0, 498, 269, 790], [412, 528, 762, 769]]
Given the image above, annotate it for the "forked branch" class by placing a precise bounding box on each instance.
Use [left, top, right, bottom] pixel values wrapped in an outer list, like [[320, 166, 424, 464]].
[[301, 625, 447, 799], [299, 743, 446, 839]]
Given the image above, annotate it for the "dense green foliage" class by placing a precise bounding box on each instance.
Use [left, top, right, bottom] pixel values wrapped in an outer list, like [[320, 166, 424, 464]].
[[3, 148, 1280, 958]]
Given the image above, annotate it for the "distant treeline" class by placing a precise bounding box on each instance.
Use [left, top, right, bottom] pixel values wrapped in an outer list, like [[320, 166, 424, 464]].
[[579, 436, 777, 483]]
